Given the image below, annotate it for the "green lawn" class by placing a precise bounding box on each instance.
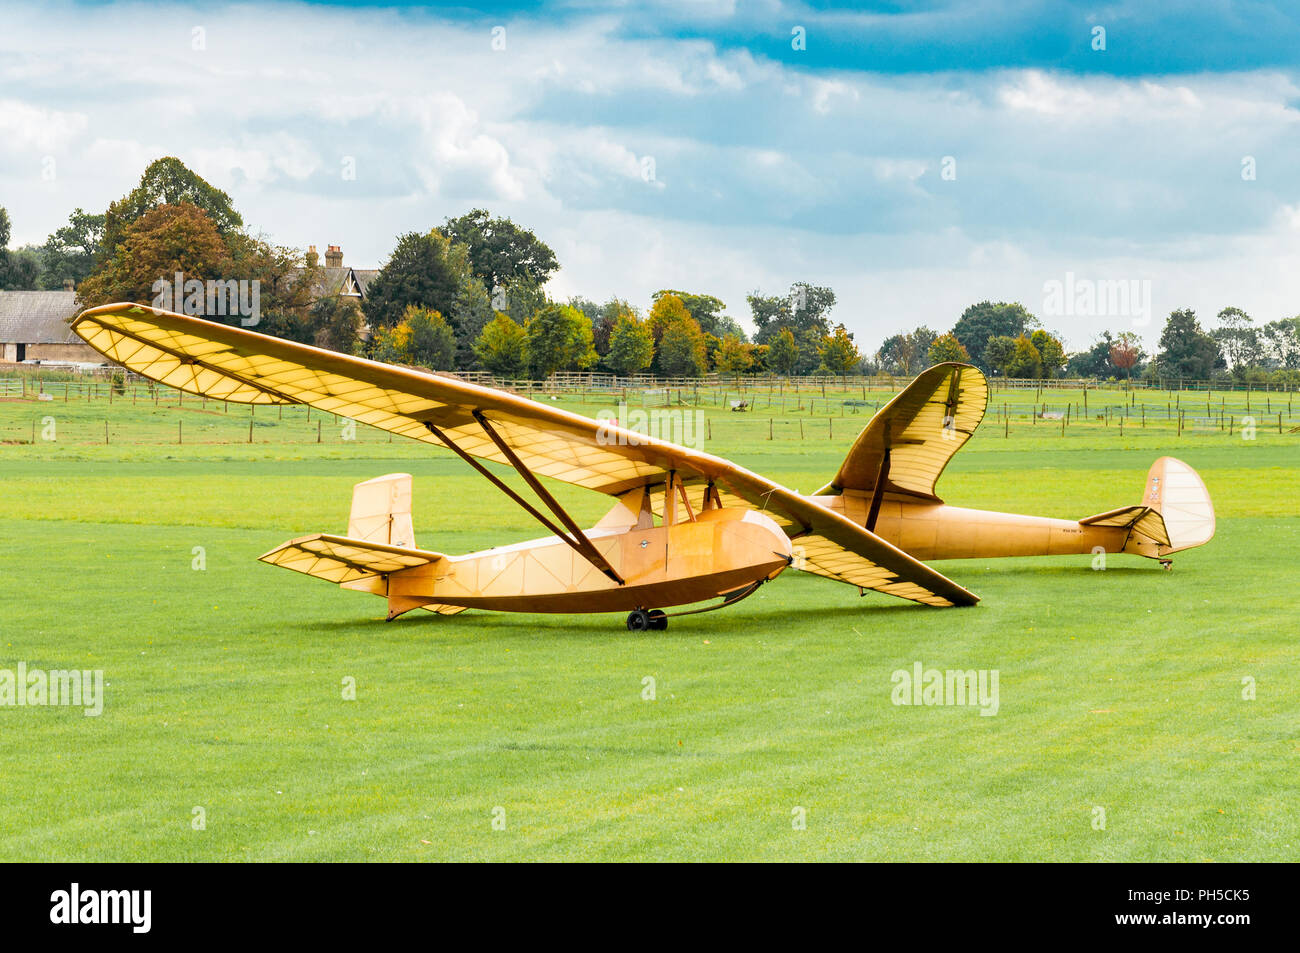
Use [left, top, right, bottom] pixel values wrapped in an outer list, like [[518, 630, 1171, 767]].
[[0, 387, 1296, 860]]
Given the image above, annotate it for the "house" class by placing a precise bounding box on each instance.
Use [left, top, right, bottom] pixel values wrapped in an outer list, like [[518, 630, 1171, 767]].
[[305, 244, 378, 303], [0, 245, 376, 366], [0, 289, 103, 364]]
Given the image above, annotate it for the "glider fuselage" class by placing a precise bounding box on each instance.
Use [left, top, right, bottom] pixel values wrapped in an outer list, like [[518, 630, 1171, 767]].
[[344, 507, 793, 617], [811, 495, 1145, 560]]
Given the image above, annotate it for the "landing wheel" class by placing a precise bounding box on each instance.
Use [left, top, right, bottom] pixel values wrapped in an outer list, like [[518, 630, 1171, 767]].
[[1159, 559, 1173, 571], [626, 609, 668, 631]]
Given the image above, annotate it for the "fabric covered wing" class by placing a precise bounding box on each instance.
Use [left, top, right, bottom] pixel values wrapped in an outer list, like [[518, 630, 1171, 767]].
[[259, 533, 443, 584], [77, 304, 978, 608], [816, 362, 988, 502], [714, 475, 980, 607], [72, 304, 720, 495]]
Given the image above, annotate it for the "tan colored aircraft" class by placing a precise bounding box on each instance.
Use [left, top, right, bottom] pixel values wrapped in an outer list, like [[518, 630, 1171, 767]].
[[72, 303, 1215, 630]]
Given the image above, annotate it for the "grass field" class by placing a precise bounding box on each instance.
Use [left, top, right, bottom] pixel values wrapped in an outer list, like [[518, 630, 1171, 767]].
[[0, 380, 1296, 861]]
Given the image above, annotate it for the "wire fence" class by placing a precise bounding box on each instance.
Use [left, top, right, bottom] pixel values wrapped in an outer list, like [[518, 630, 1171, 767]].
[[2, 372, 1296, 447]]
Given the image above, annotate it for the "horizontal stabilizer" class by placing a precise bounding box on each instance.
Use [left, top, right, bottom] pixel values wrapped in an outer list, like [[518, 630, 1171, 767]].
[[1078, 505, 1172, 548], [259, 533, 443, 584]]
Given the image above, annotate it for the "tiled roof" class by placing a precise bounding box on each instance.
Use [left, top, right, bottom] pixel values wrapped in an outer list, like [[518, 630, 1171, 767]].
[[0, 291, 79, 343]]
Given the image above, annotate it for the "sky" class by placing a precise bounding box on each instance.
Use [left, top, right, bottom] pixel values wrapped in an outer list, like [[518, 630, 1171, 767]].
[[2, 0, 1299, 351]]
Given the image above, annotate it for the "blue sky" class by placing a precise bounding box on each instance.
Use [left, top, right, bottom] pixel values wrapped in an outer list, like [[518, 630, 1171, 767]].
[[3, 0, 1299, 350]]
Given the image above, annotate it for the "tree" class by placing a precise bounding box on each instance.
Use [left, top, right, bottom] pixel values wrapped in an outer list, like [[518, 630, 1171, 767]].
[[405, 306, 457, 369], [369, 306, 456, 369], [40, 208, 105, 289], [223, 230, 320, 341], [951, 301, 1035, 371], [652, 290, 739, 339], [646, 293, 695, 372], [307, 295, 363, 354], [1029, 329, 1066, 378], [878, 326, 937, 376], [928, 332, 970, 365], [76, 203, 231, 307], [605, 312, 655, 376], [0, 246, 43, 290], [819, 324, 860, 375], [449, 271, 494, 367], [1108, 331, 1145, 379], [749, 282, 837, 347], [1212, 306, 1262, 372], [0, 208, 45, 291], [657, 314, 707, 377], [983, 335, 1017, 377], [473, 312, 529, 378], [363, 230, 480, 333], [102, 157, 242, 254], [1005, 335, 1042, 378], [715, 334, 756, 374], [1261, 318, 1300, 369], [766, 327, 799, 375], [1156, 309, 1222, 380], [526, 304, 596, 377], [439, 209, 558, 298]]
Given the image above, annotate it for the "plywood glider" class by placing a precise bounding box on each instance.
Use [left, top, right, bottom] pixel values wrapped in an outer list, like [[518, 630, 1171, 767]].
[[72, 303, 977, 610]]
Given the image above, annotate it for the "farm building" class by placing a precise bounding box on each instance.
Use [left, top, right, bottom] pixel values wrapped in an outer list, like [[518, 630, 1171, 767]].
[[0, 290, 102, 364]]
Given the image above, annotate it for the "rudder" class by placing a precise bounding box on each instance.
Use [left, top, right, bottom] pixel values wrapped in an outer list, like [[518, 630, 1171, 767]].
[[348, 473, 416, 549]]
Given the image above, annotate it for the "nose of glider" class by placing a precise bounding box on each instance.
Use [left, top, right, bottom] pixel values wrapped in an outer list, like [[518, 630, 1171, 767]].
[[740, 509, 794, 564]]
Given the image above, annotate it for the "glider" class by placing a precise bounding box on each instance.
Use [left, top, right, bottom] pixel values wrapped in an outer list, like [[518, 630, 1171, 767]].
[[71, 303, 1215, 630]]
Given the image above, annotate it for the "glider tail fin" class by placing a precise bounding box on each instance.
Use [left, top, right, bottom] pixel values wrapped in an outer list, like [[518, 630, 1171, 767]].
[[1133, 455, 1215, 555], [1078, 457, 1215, 559], [348, 472, 416, 550]]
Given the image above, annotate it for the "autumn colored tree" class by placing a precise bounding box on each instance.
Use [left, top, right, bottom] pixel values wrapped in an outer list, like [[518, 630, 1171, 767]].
[[1109, 332, 1144, 379], [927, 332, 970, 365], [646, 293, 692, 356], [76, 203, 231, 307], [102, 157, 242, 254], [1005, 335, 1043, 378], [1029, 329, 1066, 378], [371, 305, 456, 369], [819, 324, 861, 375], [715, 334, 755, 374]]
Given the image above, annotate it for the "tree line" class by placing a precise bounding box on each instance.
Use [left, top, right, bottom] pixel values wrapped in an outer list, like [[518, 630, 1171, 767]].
[[3, 157, 1297, 385]]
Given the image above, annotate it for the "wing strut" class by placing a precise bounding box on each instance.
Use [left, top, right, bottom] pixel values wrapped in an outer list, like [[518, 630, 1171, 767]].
[[865, 422, 891, 532], [424, 414, 625, 585]]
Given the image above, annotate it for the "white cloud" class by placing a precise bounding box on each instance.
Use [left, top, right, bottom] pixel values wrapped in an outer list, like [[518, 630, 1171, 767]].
[[1, 1, 1299, 353]]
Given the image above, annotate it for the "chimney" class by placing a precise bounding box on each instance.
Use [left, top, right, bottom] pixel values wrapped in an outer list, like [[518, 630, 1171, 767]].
[[62, 278, 75, 292], [306, 245, 319, 267], [325, 244, 343, 268]]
